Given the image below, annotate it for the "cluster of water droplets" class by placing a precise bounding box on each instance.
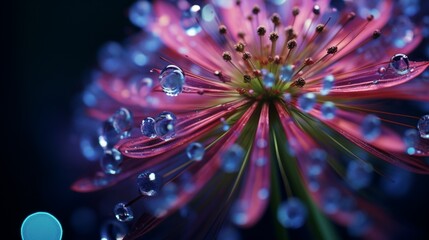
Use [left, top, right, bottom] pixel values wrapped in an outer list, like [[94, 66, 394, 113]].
[[141, 111, 178, 140]]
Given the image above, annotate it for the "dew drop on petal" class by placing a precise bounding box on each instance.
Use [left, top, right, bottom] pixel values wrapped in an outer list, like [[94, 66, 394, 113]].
[[269, 0, 286, 5], [322, 188, 341, 214], [279, 65, 293, 82], [202, 4, 216, 22], [113, 203, 134, 222], [361, 114, 381, 142], [100, 148, 123, 175], [181, 5, 202, 36], [298, 93, 316, 112], [390, 53, 410, 75], [154, 111, 177, 140], [403, 129, 419, 154], [221, 144, 245, 173], [186, 142, 205, 161], [377, 66, 386, 75], [277, 198, 308, 229], [100, 220, 127, 240], [159, 65, 185, 96], [137, 171, 163, 196], [321, 101, 336, 119], [321, 75, 334, 95], [231, 201, 248, 225], [346, 161, 373, 190], [132, 76, 153, 97], [141, 117, 157, 138], [417, 115, 429, 139], [111, 108, 134, 135], [308, 148, 327, 176], [129, 1, 151, 28]]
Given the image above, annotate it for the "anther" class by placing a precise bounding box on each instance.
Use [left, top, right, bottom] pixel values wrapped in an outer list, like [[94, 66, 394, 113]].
[[327, 46, 338, 54], [219, 25, 227, 35], [372, 29, 381, 39], [315, 24, 324, 33], [271, 13, 281, 27], [287, 39, 297, 49], [252, 5, 260, 15], [257, 26, 267, 36], [312, 5, 321, 15], [292, 7, 300, 17], [243, 75, 251, 83], [214, 70, 226, 82], [304, 57, 314, 65], [234, 42, 245, 52], [274, 55, 281, 64], [269, 32, 279, 42], [242, 52, 252, 60], [293, 77, 306, 88], [222, 51, 232, 62]]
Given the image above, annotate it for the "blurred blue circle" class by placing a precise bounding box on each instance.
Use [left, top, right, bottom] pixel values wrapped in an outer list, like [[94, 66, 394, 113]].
[[21, 212, 62, 240]]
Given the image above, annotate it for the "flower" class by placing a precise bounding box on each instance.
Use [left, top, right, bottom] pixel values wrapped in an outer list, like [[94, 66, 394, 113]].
[[73, 0, 429, 239]]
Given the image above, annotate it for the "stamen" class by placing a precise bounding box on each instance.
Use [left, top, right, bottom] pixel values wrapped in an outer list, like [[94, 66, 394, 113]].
[[271, 13, 281, 31], [257, 26, 267, 57], [269, 32, 279, 57]]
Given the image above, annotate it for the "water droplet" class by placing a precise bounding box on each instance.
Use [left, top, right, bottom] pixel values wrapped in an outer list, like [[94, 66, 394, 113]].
[[137, 171, 163, 196], [80, 134, 102, 161], [111, 108, 134, 135], [154, 111, 177, 140], [417, 115, 429, 139], [213, 0, 234, 9], [321, 101, 336, 119], [258, 188, 269, 199], [221, 144, 245, 173], [98, 42, 125, 74], [263, 71, 275, 88], [321, 75, 335, 95], [356, 0, 381, 19], [346, 161, 373, 190], [186, 142, 205, 161], [231, 201, 248, 225], [100, 148, 123, 175], [181, 5, 202, 36], [403, 129, 419, 154], [159, 65, 186, 96], [133, 77, 153, 97], [308, 148, 327, 175], [390, 53, 410, 75], [277, 198, 308, 229], [269, 0, 286, 5], [322, 188, 341, 214], [298, 93, 316, 112], [279, 65, 293, 82], [114, 203, 134, 222], [21, 212, 63, 240], [100, 220, 127, 240], [202, 4, 216, 22], [99, 120, 120, 149], [141, 117, 157, 138], [221, 118, 230, 131], [399, 0, 419, 17], [361, 114, 381, 142]]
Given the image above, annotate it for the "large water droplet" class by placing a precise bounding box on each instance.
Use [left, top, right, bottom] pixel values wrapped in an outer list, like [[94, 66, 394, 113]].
[[279, 65, 293, 82], [322, 188, 341, 214], [181, 5, 202, 36], [113, 203, 134, 222], [100, 220, 127, 240], [186, 142, 205, 161], [111, 108, 134, 135], [99, 120, 120, 149], [129, 1, 151, 27], [298, 93, 316, 112], [346, 161, 373, 190], [221, 144, 245, 173], [417, 115, 429, 139], [361, 114, 381, 142], [321, 75, 334, 95], [308, 148, 327, 175], [277, 198, 308, 229], [137, 171, 163, 196], [100, 148, 123, 175], [403, 129, 419, 154], [390, 53, 410, 75], [141, 117, 157, 138], [321, 101, 337, 119], [159, 65, 185, 96], [154, 111, 177, 140]]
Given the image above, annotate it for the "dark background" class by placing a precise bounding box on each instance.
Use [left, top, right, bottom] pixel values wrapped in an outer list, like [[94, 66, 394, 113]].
[[6, 0, 429, 239]]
